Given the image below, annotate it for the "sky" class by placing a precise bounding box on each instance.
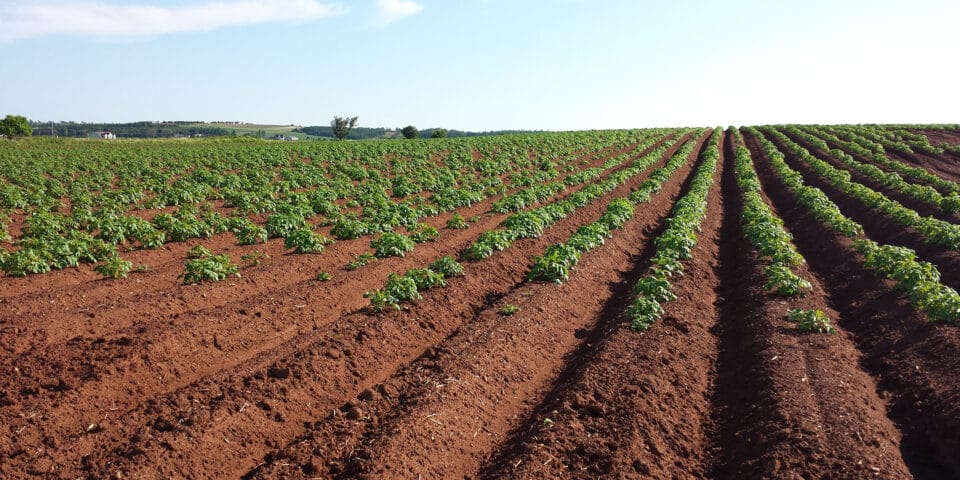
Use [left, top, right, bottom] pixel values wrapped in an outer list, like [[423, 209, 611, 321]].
[[1, 0, 958, 130]]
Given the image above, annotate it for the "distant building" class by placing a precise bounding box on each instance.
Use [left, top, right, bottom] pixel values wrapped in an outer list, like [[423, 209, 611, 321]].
[[275, 135, 299, 141], [87, 131, 116, 140]]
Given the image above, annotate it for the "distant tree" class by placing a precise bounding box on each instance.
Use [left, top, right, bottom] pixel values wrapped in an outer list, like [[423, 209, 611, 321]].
[[430, 128, 448, 139], [331, 116, 359, 140], [401, 125, 419, 139], [0, 115, 32, 138]]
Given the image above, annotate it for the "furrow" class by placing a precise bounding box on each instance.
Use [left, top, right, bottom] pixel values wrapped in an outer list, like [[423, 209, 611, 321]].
[[744, 128, 960, 478], [245, 128, 710, 480], [706, 129, 911, 479], [0, 133, 695, 479], [759, 129, 960, 292], [477, 130, 723, 479]]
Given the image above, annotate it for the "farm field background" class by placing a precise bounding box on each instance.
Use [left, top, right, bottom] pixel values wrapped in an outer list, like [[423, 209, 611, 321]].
[[2, 125, 960, 478]]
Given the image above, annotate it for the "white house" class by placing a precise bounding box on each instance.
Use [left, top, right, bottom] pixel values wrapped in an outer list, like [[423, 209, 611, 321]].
[[87, 131, 116, 140]]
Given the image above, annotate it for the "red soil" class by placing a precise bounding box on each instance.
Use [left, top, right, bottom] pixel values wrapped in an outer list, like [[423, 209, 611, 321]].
[[759, 129, 960, 293], [0, 134, 685, 478], [783, 129, 960, 224], [914, 129, 960, 147], [711, 133, 910, 479], [2, 129, 960, 479], [886, 143, 960, 182], [746, 129, 960, 479], [253, 131, 711, 480]]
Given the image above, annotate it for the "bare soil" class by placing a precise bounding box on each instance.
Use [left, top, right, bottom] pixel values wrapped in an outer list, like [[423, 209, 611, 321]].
[[782, 129, 960, 224], [887, 139, 960, 181], [746, 129, 960, 479], [2, 128, 960, 479]]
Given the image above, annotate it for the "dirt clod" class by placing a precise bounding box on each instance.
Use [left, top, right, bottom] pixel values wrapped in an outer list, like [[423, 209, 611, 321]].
[[358, 388, 377, 401], [346, 407, 363, 420], [40, 377, 70, 392], [324, 348, 342, 359]]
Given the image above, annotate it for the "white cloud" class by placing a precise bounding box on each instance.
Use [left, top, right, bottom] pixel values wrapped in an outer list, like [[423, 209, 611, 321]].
[[373, 0, 422, 26], [0, 0, 345, 42]]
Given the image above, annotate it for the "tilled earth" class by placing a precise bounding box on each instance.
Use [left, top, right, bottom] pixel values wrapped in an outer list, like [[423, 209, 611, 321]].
[[2, 129, 960, 479]]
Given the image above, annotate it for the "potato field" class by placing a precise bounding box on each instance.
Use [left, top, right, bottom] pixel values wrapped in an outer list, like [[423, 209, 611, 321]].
[[2, 125, 960, 479]]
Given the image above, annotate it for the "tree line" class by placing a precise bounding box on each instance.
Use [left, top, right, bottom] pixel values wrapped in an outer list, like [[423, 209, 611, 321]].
[[24, 121, 237, 138], [4, 116, 541, 140]]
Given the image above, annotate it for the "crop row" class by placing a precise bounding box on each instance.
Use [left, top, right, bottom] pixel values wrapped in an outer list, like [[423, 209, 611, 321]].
[[0, 131, 641, 212], [749, 128, 862, 238], [834, 125, 931, 157], [229, 135, 651, 279], [746, 128, 960, 323], [490, 132, 671, 214], [362, 131, 700, 310], [729, 127, 810, 296], [3, 131, 617, 225], [868, 126, 946, 156], [320, 135, 647, 242], [807, 126, 960, 195], [792, 127, 960, 213], [628, 128, 721, 330], [461, 133, 699, 262], [0, 131, 665, 276], [762, 127, 960, 250], [526, 131, 704, 283], [364, 256, 466, 311]]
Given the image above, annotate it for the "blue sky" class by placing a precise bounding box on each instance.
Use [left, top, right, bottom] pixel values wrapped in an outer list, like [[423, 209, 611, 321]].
[[1, 0, 958, 130]]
